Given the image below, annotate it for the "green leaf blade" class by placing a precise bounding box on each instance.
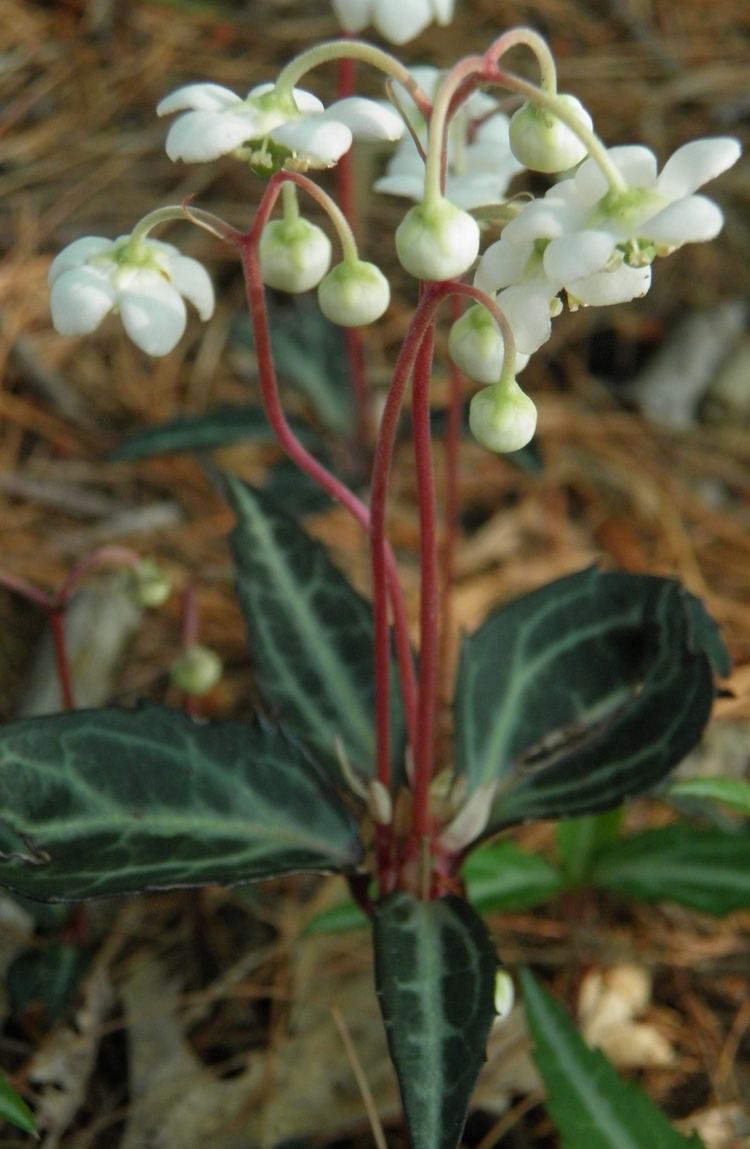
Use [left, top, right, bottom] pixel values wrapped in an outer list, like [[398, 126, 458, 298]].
[[667, 776, 750, 817], [464, 840, 565, 913], [373, 893, 498, 1149], [0, 705, 361, 902], [0, 1073, 37, 1137], [520, 968, 703, 1149], [224, 474, 404, 779], [590, 824, 750, 916], [109, 405, 283, 461]]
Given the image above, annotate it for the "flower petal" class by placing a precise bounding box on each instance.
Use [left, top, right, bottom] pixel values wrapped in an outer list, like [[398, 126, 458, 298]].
[[503, 192, 583, 242], [247, 83, 325, 116], [374, 171, 426, 200], [543, 229, 614, 284], [270, 117, 352, 166], [50, 266, 116, 336], [644, 194, 724, 245], [575, 145, 657, 204], [118, 272, 187, 356], [568, 262, 651, 307], [164, 110, 256, 162], [431, 0, 454, 22], [475, 238, 534, 293], [656, 137, 741, 199], [157, 83, 242, 116], [165, 254, 215, 319], [325, 97, 404, 141], [48, 236, 114, 285], [498, 285, 553, 354]]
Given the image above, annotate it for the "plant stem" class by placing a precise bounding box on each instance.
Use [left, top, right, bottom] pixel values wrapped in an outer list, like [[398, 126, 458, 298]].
[[410, 323, 439, 840], [439, 295, 464, 700], [49, 609, 75, 710]]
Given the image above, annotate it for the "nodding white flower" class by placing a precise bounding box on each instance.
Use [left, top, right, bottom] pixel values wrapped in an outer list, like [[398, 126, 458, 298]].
[[48, 234, 214, 357], [509, 95, 592, 174], [375, 67, 523, 209], [332, 0, 453, 44], [502, 138, 741, 288], [259, 218, 332, 293], [157, 82, 404, 170], [469, 378, 537, 454], [396, 196, 479, 281], [317, 260, 390, 326]]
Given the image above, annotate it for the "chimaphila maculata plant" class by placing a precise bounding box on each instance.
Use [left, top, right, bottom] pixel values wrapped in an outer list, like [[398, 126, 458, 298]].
[[0, 15, 742, 1149]]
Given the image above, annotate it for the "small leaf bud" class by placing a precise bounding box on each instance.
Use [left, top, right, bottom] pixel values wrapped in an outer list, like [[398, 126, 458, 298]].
[[127, 559, 172, 608], [395, 197, 479, 281], [259, 218, 332, 294], [509, 95, 592, 173], [317, 259, 390, 326], [170, 644, 223, 696], [469, 379, 537, 453]]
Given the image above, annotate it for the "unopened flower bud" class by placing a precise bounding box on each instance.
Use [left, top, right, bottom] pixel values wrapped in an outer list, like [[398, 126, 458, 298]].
[[259, 218, 332, 294], [170, 644, 222, 696], [494, 969, 515, 1021], [128, 559, 172, 608], [449, 305, 504, 384], [317, 259, 390, 326], [395, 197, 479, 281], [469, 379, 537, 453], [509, 95, 592, 173]]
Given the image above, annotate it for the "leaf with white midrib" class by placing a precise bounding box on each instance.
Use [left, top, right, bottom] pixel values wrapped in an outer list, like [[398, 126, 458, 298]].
[[225, 475, 403, 779], [521, 968, 703, 1149], [0, 705, 361, 902], [373, 893, 498, 1149]]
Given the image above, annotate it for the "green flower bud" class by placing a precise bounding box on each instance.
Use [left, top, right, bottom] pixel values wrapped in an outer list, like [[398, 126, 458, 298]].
[[449, 304, 527, 385], [469, 379, 537, 453], [509, 95, 592, 173], [395, 196, 479, 281], [127, 559, 172, 608], [317, 259, 390, 327], [170, 644, 222, 696], [259, 218, 332, 293]]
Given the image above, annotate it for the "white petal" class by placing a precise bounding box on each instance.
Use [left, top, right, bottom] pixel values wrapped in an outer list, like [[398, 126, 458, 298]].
[[575, 145, 657, 204], [498, 285, 553, 354], [164, 110, 255, 162], [503, 193, 582, 242], [475, 238, 533, 293], [50, 266, 116, 336], [569, 262, 651, 306], [270, 117, 352, 166], [431, 0, 454, 22], [374, 172, 426, 200], [331, 0, 372, 32], [165, 254, 215, 319], [247, 83, 324, 117], [325, 97, 404, 141], [444, 171, 516, 209], [48, 236, 114, 285], [374, 0, 432, 43], [157, 83, 242, 116], [656, 137, 741, 199], [645, 195, 724, 245], [118, 273, 187, 356], [544, 230, 614, 284]]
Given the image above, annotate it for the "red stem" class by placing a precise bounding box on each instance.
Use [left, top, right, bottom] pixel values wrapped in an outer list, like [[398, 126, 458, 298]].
[[49, 609, 75, 710], [238, 175, 417, 753], [439, 295, 464, 698], [410, 327, 439, 839]]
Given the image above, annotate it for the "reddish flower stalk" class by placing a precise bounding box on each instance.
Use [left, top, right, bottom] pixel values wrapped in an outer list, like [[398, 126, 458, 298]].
[[238, 174, 417, 756], [438, 295, 464, 699], [49, 609, 75, 711]]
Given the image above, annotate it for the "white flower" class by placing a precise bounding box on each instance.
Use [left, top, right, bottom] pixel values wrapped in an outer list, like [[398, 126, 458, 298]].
[[503, 138, 741, 288], [469, 379, 537, 453], [48, 234, 214, 357], [509, 96, 592, 174], [396, 196, 479, 281], [259, 219, 332, 293], [375, 67, 523, 209], [317, 260, 390, 326], [332, 0, 454, 43], [157, 82, 404, 170]]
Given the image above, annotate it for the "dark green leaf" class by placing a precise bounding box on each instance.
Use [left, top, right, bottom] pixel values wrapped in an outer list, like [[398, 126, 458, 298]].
[[666, 776, 750, 817], [264, 457, 333, 514], [109, 405, 305, 461], [0, 705, 361, 902], [8, 943, 86, 1020], [590, 824, 750, 915], [454, 569, 720, 829], [556, 809, 624, 885], [373, 893, 498, 1149], [0, 1073, 37, 1137], [224, 474, 404, 780], [520, 968, 703, 1149], [465, 840, 565, 912], [264, 296, 353, 436]]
